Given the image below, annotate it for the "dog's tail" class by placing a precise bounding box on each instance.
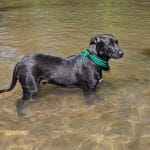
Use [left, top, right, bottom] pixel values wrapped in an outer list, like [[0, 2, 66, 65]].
[[0, 63, 20, 93]]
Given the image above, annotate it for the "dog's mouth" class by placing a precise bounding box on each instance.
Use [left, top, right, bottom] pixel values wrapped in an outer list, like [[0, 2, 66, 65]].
[[110, 50, 124, 59]]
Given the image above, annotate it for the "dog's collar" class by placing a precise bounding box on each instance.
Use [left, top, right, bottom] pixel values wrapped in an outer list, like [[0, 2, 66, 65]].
[[81, 49, 109, 70]]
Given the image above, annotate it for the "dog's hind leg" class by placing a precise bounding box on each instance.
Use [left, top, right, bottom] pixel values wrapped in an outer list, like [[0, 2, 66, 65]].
[[16, 73, 39, 116], [16, 99, 26, 116]]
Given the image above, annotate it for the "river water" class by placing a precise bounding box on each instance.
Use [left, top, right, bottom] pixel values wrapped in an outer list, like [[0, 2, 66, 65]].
[[0, 0, 150, 149]]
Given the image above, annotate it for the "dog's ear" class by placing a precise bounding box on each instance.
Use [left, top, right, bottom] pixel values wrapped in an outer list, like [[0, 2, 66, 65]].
[[89, 36, 100, 45], [88, 36, 101, 55]]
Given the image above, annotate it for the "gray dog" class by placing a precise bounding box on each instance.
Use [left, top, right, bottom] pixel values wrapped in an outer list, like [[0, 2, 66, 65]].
[[0, 34, 123, 116]]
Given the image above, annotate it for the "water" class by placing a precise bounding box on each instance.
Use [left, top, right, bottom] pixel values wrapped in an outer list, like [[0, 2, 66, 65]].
[[0, 0, 150, 149]]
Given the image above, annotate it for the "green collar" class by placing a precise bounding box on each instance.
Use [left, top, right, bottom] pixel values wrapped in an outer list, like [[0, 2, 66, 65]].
[[81, 49, 109, 69]]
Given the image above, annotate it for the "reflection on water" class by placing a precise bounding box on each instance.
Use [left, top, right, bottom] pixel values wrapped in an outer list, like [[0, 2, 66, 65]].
[[0, 0, 150, 149]]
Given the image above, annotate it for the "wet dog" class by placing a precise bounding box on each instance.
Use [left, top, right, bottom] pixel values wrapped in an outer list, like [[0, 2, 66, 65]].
[[0, 34, 123, 116]]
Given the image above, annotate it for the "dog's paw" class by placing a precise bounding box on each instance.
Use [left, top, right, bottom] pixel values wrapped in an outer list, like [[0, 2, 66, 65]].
[[17, 111, 26, 117]]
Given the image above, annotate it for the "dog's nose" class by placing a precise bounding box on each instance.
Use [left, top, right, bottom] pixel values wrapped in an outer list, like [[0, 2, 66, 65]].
[[119, 50, 123, 54], [118, 50, 123, 57]]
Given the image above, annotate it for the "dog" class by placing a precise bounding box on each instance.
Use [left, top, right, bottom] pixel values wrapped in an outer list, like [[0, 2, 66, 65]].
[[0, 34, 123, 116]]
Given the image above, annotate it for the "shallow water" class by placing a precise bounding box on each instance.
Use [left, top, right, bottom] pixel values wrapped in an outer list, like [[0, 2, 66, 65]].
[[0, 0, 150, 149]]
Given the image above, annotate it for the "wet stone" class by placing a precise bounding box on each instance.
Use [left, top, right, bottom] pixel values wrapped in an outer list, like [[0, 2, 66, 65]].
[[134, 122, 150, 136], [79, 139, 112, 150], [138, 136, 150, 150], [139, 107, 150, 122], [105, 121, 133, 137]]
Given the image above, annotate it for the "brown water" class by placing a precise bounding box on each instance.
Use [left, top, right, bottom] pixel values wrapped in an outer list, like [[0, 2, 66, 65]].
[[0, 0, 150, 149]]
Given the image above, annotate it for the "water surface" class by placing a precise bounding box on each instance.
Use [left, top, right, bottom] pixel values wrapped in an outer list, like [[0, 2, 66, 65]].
[[0, 0, 150, 149]]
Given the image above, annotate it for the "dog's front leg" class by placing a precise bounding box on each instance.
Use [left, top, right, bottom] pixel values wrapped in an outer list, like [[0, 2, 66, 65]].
[[83, 88, 98, 105]]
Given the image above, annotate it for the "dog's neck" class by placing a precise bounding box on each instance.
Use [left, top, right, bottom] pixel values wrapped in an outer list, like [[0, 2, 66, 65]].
[[81, 49, 110, 71], [97, 53, 110, 62], [88, 44, 111, 70], [88, 45, 110, 62]]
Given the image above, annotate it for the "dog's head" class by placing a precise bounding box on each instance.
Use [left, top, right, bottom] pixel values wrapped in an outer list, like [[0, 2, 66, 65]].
[[88, 34, 123, 60]]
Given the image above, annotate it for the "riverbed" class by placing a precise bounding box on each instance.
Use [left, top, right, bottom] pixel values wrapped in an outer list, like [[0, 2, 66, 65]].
[[0, 0, 150, 149]]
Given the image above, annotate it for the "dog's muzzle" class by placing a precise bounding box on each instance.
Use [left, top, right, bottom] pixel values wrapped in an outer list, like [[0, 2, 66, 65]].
[[112, 49, 123, 59]]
